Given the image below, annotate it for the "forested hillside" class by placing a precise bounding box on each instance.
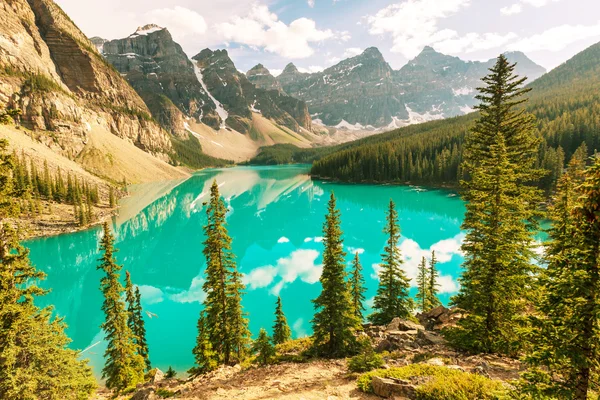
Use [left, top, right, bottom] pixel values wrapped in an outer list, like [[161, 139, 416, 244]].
[[308, 41, 600, 190]]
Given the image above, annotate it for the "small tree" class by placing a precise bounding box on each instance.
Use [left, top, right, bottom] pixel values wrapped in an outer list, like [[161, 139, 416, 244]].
[[370, 200, 412, 325], [427, 251, 442, 309], [252, 328, 275, 366], [165, 366, 177, 379], [311, 192, 359, 357], [349, 252, 366, 323], [125, 271, 151, 371], [272, 296, 292, 345], [189, 313, 218, 375], [97, 223, 145, 392], [416, 256, 430, 311]]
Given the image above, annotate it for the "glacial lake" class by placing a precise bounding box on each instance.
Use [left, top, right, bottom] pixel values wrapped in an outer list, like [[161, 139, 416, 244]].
[[25, 165, 466, 375]]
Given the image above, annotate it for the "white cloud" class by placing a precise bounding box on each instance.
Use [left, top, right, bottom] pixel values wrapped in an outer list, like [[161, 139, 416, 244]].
[[244, 249, 322, 293], [167, 275, 206, 304], [343, 47, 363, 57], [371, 234, 464, 294], [364, 0, 471, 58], [144, 6, 207, 42], [218, 4, 336, 59], [270, 68, 283, 77], [277, 236, 290, 243], [434, 32, 518, 54], [292, 318, 308, 338], [347, 246, 365, 255], [136, 285, 164, 305], [308, 0, 315, 7], [507, 22, 600, 52], [501, 0, 561, 15], [500, 3, 523, 15]]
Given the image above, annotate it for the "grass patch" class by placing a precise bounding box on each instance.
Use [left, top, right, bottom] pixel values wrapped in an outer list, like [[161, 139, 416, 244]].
[[357, 364, 507, 399], [155, 388, 175, 398], [170, 134, 232, 169], [275, 337, 314, 363]]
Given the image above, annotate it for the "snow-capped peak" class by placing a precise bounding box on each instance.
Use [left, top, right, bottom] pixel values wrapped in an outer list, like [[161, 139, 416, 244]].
[[129, 24, 165, 38]]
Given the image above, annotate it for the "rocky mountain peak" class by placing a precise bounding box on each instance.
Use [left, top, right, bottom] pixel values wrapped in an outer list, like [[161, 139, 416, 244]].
[[193, 49, 236, 71], [360, 47, 385, 61], [282, 63, 300, 74], [247, 64, 284, 94]]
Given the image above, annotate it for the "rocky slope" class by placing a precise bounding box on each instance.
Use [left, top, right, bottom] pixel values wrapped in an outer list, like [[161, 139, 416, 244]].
[[246, 64, 285, 94], [0, 0, 174, 163], [101, 25, 223, 136], [192, 49, 312, 135], [274, 47, 546, 130]]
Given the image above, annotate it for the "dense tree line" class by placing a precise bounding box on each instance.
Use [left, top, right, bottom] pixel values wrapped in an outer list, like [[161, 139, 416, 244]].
[[310, 42, 600, 192]]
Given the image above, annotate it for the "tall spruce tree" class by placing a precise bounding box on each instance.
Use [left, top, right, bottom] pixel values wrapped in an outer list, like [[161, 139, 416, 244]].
[[252, 328, 275, 366], [0, 139, 96, 399], [416, 256, 430, 312], [272, 296, 292, 345], [311, 192, 358, 357], [451, 54, 544, 355], [125, 271, 151, 371], [427, 251, 442, 309], [349, 252, 366, 323], [524, 156, 600, 399], [97, 223, 145, 391], [370, 200, 412, 325], [194, 180, 249, 369]]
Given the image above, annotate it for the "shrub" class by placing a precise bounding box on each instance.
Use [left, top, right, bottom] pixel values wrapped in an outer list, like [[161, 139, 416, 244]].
[[165, 366, 177, 379], [155, 388, 175, 398], [356, 364, 506, 399], [348, 352, 385, 373], [276, 337, 313, 355]]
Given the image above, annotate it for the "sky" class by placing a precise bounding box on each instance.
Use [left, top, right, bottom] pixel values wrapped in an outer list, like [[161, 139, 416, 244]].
[[55, 0, 600, 75]]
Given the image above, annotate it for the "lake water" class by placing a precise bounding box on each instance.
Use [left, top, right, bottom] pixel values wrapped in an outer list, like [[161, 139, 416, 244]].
[[25, 165, 466, 375]]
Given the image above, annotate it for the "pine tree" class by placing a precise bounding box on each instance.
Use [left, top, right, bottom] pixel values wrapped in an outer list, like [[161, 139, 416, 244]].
[[311, 192, 358, 357], [165, 366, 177, 379], [416, 256, 430, 312], [125, 271, 151, 371], [97, 223, 145, 392], [427, 251, 442, 309], [451, 55, 544, 355], [349, 252, 366, 323], [524, 156, 600, 399], [272, 296, 292, 345], [0, 139, 96, 399], [189, 313, 218, 375], [370, 200, 412, 325], [194, 180, 249, 369], [252, 328, 275, 366]]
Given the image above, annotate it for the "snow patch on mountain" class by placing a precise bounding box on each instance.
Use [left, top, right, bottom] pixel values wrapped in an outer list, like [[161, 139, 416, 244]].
[[130, 25, 165, 38], [191, 60, 229, 129]]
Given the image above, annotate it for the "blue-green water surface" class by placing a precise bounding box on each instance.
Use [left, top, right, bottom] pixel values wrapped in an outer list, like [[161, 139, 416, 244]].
[[25, 165, 466, 375]]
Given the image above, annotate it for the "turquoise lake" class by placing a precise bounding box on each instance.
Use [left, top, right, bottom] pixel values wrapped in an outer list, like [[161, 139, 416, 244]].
[[25, 165, 467, 375]]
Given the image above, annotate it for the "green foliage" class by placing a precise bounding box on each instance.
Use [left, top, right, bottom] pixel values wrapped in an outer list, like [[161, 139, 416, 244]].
[[155, 388, 176, 398], [248, 144, 331, 165], [349, 251, 366, 323], [417, 252, 442, 312], [22, 72, 70, 96], [252, 328, 276, 366], [272, 296, 292, 345], [193, 180, 250, 370], [311, 192, 359, 357], [348, 349, 384, 373], [170, 134, 232, 169], [97, 223, 145, 392], [125, 272, 151, 370], [0, 140, 96, 399], [369, 200, 412, 325], [449, 55, 543, 356], [165, 366, 177, 379], [356, 364, 506, 399], [522, 155, 600, 399]]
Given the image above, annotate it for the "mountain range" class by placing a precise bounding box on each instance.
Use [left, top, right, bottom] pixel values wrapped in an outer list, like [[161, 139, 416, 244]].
[[250, 46, 546, 130]]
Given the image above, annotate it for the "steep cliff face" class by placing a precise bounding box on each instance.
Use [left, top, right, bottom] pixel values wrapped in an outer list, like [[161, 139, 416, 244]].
[[102, 25, 222, 136], [192, 49, 311, 134], [0, 0, 173, 160]]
